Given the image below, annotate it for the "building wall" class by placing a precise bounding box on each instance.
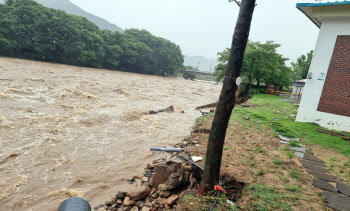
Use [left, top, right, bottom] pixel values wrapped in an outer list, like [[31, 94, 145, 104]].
[[296, 17, 350, 132], [317, 35, 350, 117]]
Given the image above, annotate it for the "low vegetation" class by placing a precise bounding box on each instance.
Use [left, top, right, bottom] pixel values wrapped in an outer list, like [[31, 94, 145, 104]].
[[190, 94, 349, 210], [234, 94, 350, 157]]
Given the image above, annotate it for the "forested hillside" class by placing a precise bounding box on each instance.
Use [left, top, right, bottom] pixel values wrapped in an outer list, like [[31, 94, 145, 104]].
[[0, 0, 123, 32], [0, 0, 184, 76]]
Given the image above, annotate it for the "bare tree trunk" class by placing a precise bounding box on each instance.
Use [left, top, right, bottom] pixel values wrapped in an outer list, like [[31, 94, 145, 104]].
[[200, 0, 256, 194]]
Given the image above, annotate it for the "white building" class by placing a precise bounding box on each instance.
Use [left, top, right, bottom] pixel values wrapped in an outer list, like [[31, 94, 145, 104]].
[[296, 2, 350, 132]]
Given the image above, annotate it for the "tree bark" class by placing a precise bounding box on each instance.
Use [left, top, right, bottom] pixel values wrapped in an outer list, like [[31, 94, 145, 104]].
[[200, 0, 256, 195]]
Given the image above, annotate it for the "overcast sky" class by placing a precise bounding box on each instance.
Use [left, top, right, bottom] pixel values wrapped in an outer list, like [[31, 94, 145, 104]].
[[71, 0, 320, 63]]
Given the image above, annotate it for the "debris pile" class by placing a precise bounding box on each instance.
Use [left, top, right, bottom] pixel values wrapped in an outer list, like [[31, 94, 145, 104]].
[[102, 153, 201, 211]]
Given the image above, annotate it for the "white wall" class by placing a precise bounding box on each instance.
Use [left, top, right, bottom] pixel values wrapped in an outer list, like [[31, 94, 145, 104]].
[[296, 17, 350, 132]]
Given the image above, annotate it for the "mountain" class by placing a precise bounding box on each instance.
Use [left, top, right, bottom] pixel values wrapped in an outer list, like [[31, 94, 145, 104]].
[[184, 54, 219, 73], [0, 0, 123, 32]]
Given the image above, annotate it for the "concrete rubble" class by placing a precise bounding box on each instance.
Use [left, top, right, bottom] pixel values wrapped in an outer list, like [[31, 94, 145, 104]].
[[102, 152, 200, 211]]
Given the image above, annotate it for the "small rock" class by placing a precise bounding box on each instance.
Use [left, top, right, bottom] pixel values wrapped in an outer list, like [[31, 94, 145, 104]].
[[158, 184, 168, 191], [148, 110, 158, 115], [127, 177, 135, 182], [136, 201, 144, 208], [135, 175, 144, 179], [128, 186, 151, 201], [183, 166, 192, 172], [146, 163, 154, 169], [151, 192, 158, 199], [117, 199, 122, 204], [181, 110, 184, 113], [123, 197, 136, 206], [142, 177, 148, 182], [164, 204, 170, 209], [155, 197, 167, 205], [192, 141, 198, 144], [106, 201, 113, 206], [182, 141, 188, 145], [242, 116, 250, 120], [116, 191, 128, 199], [124, 207, 131, 211], [159, 191, 171, 198], [166, 195, 179, 205], [257, 121, 262, 124], [141, 207, 151, 211], [130, 206, 138, 211], [142, 182, 149, 188]]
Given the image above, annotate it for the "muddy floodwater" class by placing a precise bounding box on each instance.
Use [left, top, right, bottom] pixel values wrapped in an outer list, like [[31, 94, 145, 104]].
[[0, 57, 221, 210]]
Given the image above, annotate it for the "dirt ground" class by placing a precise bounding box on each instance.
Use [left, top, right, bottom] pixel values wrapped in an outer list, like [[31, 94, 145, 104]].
[[188, 106, 349, 210], [0, 57, 222, 210]]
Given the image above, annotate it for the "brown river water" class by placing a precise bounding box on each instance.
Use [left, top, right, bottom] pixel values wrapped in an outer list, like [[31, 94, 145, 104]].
[[0, 57, 221, 210]]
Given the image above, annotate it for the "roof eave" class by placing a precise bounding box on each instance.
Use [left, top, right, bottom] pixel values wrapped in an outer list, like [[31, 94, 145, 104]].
[[296, 5, 321, 28]]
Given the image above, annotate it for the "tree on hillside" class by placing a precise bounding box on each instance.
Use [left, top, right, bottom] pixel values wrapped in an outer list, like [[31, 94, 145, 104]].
[[125, 29, 184, 76], [200, 0, 256, 194], [0, 0, 184, 77], [291, 50, 313, 80], [214, 41, 293, 91]]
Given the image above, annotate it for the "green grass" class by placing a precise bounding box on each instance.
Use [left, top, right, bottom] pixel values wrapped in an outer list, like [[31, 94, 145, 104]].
[[247, 184, 292, 211], [254, 169, 264, 176], [284, 185, 302, 193], [230, 94, 350, 157], [272, 159, 283, 166], [224, 146, 229, 150], [289, 170, 300, 180], [280, 176, 290, 183], [289, 140, 302, 147], [254, 146, 264, 153], [286, 151, 294, 159]]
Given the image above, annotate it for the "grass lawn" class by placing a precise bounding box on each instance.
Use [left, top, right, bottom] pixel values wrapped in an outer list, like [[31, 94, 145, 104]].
[[232, 94, 350, 157], [183, 93, 350, 210]]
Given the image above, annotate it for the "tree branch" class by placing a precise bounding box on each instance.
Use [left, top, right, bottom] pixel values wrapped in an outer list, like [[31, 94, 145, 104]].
[[233, 0, 241, 6]]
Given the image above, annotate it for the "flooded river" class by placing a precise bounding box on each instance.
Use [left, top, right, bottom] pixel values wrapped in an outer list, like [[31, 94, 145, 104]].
[[0, 57, 221, 210]]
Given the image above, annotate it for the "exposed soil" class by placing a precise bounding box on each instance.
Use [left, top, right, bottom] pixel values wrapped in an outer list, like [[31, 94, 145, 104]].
[[188, 108, 335, 210], [0, 57, 222, 211]]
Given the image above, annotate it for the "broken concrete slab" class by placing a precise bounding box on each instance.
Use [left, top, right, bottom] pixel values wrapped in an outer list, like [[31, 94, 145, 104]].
[[280, 141, 289, 144], [312, 179, 337, 192], [322, 191, 350, 211], [295, 152, 304, 158], [306, 169, 343, 183], [303, 153, 325, 164], [299, 159, 329, 173], [336, 183, 350, 197], [289, 146, 306, 153]]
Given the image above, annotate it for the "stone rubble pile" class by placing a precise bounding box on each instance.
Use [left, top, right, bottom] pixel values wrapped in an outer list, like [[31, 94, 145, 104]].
[[103, 153, 200, 211]]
